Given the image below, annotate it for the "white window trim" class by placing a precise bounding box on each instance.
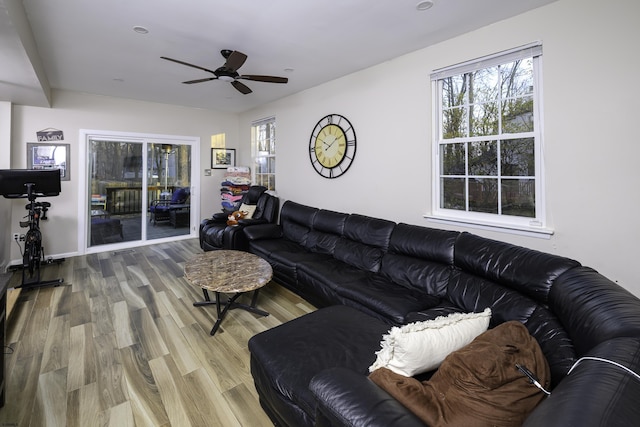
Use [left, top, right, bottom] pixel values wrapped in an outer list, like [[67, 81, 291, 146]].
[[428, 43, 552, 238]]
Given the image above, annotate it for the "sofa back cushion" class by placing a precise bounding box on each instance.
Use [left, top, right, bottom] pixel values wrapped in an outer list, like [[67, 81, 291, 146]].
[[446, 269, 575, 386], [380, 224, 457, 296], [389, 224, 457, 264], [305, 209, 348, 255], [334, 214, 395, 272], [454, 232, 581, 304], [550, 266, 640, 356], [279, 201, 318, 246]]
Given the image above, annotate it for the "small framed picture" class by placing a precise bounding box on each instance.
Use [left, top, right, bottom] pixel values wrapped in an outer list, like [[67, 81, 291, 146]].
[[211, 148, 236, 169], [27, 142, 71, 181]]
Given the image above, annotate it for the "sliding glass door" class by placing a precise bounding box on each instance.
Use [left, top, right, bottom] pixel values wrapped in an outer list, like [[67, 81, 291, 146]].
[[146, 142, 192, 239], [83, 131, 197, 251]]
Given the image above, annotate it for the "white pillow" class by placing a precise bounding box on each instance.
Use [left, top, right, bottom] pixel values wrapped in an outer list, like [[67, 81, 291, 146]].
[[238, 203, 257, 219], [369, 308, 491, 377]]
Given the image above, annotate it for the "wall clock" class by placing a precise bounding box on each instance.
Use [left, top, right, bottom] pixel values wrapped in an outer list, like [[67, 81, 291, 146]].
[[309, 114, 357, 179]]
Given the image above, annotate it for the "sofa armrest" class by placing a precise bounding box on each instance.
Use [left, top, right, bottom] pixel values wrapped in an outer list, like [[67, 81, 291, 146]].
[[523, 337, 640, 426], [243, 223, 283, 241], [310, 368, 425, 427], [237, 218, 268, 226], [211, 212, 229, 221]]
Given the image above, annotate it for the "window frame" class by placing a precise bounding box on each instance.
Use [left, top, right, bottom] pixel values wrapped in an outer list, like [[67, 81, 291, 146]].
[[428, 43, 551, 237], [251, 116, 276, 191]]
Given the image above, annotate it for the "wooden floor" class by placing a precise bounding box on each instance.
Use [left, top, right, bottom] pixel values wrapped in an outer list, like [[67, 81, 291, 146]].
[[0, 239, 315, 427]]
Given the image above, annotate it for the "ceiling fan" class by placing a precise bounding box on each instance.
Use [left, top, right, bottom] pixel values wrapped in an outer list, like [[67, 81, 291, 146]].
[[161, 49, 288, 95]]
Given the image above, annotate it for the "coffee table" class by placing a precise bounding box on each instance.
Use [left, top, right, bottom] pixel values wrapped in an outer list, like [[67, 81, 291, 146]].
[[184, 250, 273, 336]]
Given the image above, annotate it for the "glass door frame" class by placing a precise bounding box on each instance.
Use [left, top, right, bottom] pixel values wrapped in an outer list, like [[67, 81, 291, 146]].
[[78, 129, 200, 254]]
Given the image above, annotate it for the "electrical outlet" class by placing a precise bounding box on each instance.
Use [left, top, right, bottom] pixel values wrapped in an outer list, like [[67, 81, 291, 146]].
[[19, 234, 25, 241], [12, 233, 19, 240]]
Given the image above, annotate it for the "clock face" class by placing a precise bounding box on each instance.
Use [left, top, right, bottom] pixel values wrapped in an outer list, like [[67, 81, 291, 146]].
[[309, 114, 357, 179]]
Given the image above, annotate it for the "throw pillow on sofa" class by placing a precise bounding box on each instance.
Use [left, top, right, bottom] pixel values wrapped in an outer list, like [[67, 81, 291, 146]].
[[369, 320, 550, 427], [369, 308, 491, 376], [238, 203, 257, 219]]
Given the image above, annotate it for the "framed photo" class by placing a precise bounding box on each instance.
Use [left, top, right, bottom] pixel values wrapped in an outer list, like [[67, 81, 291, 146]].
[[27, 143, 71, 181], [211, 148, 235, 169]]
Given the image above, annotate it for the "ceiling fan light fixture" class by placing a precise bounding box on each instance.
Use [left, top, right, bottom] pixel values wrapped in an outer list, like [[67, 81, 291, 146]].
[[218, 75, 235, 82], [416, 0, 434, 11]]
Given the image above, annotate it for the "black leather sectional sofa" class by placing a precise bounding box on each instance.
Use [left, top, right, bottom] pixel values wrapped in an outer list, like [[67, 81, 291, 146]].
[[245, 200, 640, 426]]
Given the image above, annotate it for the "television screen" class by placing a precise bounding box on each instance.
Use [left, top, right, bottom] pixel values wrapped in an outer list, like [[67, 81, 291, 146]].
[[0, 169, 62, 198]]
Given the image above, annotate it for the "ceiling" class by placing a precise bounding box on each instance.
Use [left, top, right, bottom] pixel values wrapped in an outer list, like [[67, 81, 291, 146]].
[[1, 0, 557, 113]]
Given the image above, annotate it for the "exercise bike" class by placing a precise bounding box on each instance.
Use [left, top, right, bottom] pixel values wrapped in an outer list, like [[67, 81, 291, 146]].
[[0, 169, 64, 289], [17, 185, 63, 288]]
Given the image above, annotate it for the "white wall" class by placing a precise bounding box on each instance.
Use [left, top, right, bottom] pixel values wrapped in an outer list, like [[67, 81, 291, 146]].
[[240, 0, 640, 295], [10, 90, 239, 262]]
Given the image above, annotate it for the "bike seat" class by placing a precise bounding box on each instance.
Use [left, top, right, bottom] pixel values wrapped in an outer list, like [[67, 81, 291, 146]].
[[40, 201, 51, 208]]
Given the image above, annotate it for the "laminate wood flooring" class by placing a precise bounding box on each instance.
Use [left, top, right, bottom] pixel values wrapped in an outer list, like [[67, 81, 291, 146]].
[[0, 239, 315, 426]]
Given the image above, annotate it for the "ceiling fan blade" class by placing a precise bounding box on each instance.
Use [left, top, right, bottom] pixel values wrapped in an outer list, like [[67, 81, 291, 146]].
[[182, 77, 217, 84], [161, 56, 217, 74], [224, 51, 247, 72], [231, 80, 252, 94], [239, 74, 288, 84]]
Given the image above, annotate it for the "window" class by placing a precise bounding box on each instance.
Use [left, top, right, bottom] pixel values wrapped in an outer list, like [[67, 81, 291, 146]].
[[431, 43, 545, 231], [252, 117, 276, 190]]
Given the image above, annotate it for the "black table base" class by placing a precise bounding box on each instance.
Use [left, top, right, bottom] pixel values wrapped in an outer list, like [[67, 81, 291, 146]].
[[194, 288, 269, 336]]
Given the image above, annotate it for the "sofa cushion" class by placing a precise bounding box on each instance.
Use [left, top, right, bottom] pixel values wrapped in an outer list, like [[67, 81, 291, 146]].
[[280, 201, 318, 245], [381, 253, 451, 297], [333, 214, 395, 273], [170, 187, 190, 203], [295, 258, 371, 307], [334, 238, 386, 272], [549, 266, 640, 356], [302, 209, 347, 255], [335, 275, 441, 325], [454, 232, 580, 303], [343, 214, 395, 249], [369, 308, 491, 377], [446, 269, 576, 387], [388, 223, 457, 264], [249, 305, 391, 427], [370, 321, 550, 427]]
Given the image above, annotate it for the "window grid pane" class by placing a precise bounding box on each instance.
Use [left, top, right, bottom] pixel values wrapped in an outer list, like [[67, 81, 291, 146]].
[[436, 52, 540, 223]]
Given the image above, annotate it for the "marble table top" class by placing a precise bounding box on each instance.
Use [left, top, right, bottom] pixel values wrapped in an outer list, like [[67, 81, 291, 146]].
[[184, 250, 273, 293]]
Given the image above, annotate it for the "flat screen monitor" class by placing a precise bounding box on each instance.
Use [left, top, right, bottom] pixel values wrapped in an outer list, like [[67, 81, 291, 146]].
[[0, 169, 62, 198]]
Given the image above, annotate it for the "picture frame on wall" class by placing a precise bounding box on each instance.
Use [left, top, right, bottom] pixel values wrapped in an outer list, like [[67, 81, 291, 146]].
[[27, 142, 71, 181], [211, 148, 235, 169]]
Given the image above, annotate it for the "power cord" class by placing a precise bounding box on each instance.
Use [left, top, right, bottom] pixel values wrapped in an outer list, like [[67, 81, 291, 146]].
[[13, 235, 22, 254], [516, 363, 551, 395], [517, 356, 640, 398], [568, 356, 640, 382]]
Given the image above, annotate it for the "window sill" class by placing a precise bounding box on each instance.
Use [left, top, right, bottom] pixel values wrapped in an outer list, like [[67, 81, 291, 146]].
[[424, 214, 554, 239]]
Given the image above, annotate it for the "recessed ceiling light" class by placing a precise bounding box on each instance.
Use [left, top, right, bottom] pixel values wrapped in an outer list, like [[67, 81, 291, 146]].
[[133, 25, 149, 34], [284, 68, 295, 73], [113, 78, 125, 83], [416, 0, 434, 11]]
